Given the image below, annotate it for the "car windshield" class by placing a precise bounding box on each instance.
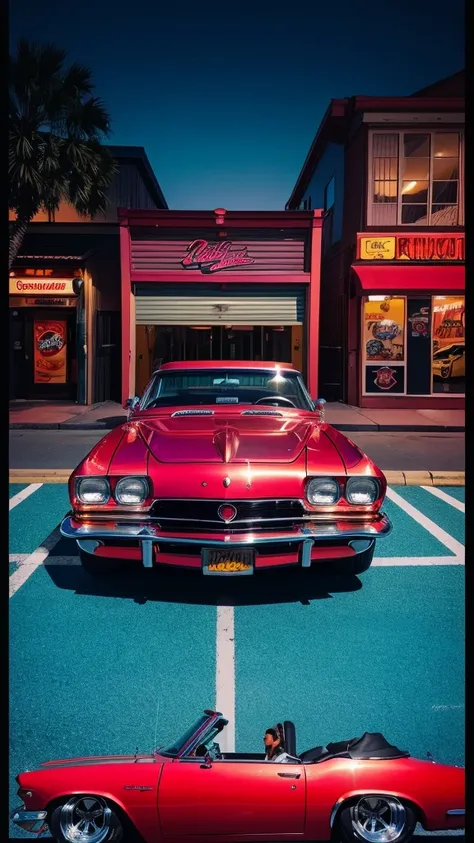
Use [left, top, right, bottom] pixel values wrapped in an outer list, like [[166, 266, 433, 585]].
[[158, 713, 228, 757], [433, 345, 464, 359], [140, 368, 314, 411]]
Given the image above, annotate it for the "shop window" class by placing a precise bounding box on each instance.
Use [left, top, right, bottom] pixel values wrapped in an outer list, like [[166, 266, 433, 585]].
[[362, 296, 406, 394], [368, 131, 463, 226], [362, 295, 465, 396], [431, 296, 465, 394]]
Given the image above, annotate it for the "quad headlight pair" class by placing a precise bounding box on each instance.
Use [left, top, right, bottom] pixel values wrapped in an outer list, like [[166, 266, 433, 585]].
[[306, 476, 379, 506], [75, 476, 149, 506]]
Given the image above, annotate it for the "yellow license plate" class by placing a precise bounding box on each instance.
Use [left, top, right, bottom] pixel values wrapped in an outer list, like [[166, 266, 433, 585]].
[[203, 550, 254, 575]]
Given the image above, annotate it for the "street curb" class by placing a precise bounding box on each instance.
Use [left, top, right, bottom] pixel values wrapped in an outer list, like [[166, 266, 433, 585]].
[[10, 469, 465, 486], [9, 421, 465, 432], [383, 470, 465, 486]]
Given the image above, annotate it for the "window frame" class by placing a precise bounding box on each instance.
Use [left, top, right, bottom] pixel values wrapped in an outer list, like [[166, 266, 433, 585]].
[[367, 129, 464, 227]]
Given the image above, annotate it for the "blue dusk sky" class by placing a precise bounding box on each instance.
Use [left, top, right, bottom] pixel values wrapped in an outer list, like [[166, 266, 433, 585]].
[[10, 0, 464, 211]]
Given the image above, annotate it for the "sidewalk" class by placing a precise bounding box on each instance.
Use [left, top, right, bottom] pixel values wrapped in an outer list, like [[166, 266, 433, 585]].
[[9, 400, 465, 432]]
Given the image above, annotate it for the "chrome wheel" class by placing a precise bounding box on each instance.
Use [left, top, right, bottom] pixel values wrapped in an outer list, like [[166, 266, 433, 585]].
[[352, 796, 406, 842], [59, 796, 112, 843]]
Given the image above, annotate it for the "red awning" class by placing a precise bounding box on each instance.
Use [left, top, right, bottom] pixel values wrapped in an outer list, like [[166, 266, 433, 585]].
[[352, 263, 464, 294]]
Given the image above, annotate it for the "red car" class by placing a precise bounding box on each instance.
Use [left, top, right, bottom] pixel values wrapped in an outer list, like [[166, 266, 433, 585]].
[[60, 361, 392, 576], [11, 708, 465, 843]]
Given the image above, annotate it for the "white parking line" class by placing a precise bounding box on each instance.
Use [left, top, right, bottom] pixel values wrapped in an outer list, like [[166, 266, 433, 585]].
[[385, 487, 464, 556], [9, 528, 61, 598], [422, 485, 465, 513], [9, 483, 43, 511], [373, 556, 464, 566], [216, 606, 235, 752]]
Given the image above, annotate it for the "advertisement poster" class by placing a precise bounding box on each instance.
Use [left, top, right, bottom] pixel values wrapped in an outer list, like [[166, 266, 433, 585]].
[[363, 297, 405, 363], [34, 320, 67, 384], [364, 365, 405, 394], [431, 297, 465, 394]]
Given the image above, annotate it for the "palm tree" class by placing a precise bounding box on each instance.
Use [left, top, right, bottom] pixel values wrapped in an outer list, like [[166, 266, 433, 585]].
[[9, 39, 117, 268]]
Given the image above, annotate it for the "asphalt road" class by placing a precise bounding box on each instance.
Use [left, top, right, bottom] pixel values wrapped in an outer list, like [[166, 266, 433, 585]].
[[9, 481, 465, 840], [9, 429, 465, 471]]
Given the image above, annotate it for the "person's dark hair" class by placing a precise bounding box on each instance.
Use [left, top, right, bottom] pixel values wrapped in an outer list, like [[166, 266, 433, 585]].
[[265, 724, 286, 750]]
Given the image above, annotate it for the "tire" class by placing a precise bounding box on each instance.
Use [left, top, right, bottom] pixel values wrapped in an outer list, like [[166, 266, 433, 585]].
[[337, 541, 375, 577], [352, 541, 376, 575], [338, 795, 417, 843], [79, 549, 123, 576], [50, 795, 124, 842]]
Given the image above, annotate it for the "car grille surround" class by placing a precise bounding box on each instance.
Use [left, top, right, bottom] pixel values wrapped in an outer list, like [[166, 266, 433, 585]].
[[150, 499, 306, 531]]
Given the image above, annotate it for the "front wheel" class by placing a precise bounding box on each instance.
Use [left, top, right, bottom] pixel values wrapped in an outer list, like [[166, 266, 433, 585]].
[[336, 541, 375, 576], [50, 795, 124, 842], [338, 795, 417, 843], [79, 549, 123, 576]]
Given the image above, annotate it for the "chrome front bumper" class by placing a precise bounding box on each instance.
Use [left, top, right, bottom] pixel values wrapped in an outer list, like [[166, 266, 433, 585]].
[[10, 807, 48, 834], [60, 513, 392, 569]]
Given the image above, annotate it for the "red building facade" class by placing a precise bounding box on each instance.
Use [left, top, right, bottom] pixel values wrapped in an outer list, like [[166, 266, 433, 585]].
[[118, 208, 323, 403], [287, 71, 465, 409]]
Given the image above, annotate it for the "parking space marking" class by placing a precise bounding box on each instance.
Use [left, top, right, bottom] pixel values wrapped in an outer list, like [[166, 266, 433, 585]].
[[385, 487, 464, 556], [373, 556, 464, 566], [422, 485, 465, 513], [216, 606, 235, 752], [9, 482, 43, 511], [9, 527, 61, 598]]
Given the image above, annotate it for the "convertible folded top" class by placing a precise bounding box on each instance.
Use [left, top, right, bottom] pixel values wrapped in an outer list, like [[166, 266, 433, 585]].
[[300, 732, 410, 763]]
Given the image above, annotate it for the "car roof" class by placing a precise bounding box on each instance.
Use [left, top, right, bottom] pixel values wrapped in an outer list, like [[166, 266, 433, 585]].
[[157, 360, 297, 372]]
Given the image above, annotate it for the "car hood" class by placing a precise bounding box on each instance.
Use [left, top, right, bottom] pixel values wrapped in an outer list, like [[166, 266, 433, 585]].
[[135, 413, 323, 464]]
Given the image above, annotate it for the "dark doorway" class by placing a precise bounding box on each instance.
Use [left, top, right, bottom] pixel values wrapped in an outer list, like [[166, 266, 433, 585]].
[[9, 307, 77, 400]]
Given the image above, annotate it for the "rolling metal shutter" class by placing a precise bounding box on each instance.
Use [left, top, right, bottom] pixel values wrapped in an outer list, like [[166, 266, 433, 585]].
[[135, 284, 306, 326]]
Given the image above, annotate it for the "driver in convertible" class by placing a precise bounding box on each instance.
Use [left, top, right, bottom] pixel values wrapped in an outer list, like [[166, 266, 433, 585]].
[[264, 724, 299, 763]]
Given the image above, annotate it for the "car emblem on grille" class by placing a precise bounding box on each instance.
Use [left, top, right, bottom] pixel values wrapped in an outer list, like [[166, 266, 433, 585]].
[[218, 504, 237, 523], [223, 477, 231, 488]]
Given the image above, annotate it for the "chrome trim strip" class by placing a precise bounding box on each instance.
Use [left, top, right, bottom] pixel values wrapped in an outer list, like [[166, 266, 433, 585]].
[[10, 808, 48, 833], [61, 514, 392, 547], [301, 540, 313, 568], [171, 409, 215, 416], [446, 809, 465, 816]]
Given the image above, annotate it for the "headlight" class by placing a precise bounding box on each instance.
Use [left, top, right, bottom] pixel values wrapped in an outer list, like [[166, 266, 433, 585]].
[[76, 477, 110, 504], [114, 477, 149, 505], [306, 477, 340, 505], [346, 477, 379, 505]]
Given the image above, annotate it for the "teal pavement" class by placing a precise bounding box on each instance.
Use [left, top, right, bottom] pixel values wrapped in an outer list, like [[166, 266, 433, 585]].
[[9, 483, 464, 839]]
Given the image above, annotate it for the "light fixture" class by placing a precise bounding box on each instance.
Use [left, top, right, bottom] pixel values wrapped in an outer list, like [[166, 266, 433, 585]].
[[402, 181, 417, 194]]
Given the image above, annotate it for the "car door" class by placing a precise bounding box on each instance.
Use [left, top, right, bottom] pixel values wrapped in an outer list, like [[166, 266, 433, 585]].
[[158, 758, 306, 837]]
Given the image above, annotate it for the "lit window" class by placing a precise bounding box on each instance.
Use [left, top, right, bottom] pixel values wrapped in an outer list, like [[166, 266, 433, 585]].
[[369, 131, 462, 226]]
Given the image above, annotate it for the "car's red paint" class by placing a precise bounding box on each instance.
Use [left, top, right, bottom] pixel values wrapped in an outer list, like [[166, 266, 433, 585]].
[[12, 711, 465, 842], [61, 362, 392, 574]]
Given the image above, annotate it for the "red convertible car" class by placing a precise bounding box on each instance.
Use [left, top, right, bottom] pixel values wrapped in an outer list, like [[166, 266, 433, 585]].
[[11, 708, 465, 843], [60, 361, 392, 576]]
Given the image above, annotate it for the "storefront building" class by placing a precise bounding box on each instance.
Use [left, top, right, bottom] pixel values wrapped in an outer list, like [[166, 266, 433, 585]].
[[352, 232, 464, 406], [285, 70, 465, 408], [9, 146, 167, 404], [10, 267, 83, 401], [118, 208, 323, 403]]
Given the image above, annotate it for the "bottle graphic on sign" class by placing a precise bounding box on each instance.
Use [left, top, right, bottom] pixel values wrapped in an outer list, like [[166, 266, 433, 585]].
[[34, 320, 68, 384]]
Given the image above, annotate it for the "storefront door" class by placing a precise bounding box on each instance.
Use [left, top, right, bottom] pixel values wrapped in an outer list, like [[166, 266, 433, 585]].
[[9, 308, 77, 400]]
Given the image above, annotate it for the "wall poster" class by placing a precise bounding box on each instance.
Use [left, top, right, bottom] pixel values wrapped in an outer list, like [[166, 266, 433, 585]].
[[431, 297, 465, 394], [34, 320, 67, 384]]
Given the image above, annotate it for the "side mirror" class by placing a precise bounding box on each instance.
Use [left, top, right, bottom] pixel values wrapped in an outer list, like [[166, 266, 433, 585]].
[[124, 396, 140, 412], [313, 397, 326, 421]]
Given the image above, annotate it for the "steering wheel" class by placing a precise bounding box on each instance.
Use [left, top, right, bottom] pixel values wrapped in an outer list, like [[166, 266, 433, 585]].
[[254, 395, 297, 408]]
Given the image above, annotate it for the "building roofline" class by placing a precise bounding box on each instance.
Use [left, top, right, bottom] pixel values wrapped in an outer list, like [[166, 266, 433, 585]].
[[107, 145, 168, 210], [286, 93, 465, 209], [117, 208, 322, 229]]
